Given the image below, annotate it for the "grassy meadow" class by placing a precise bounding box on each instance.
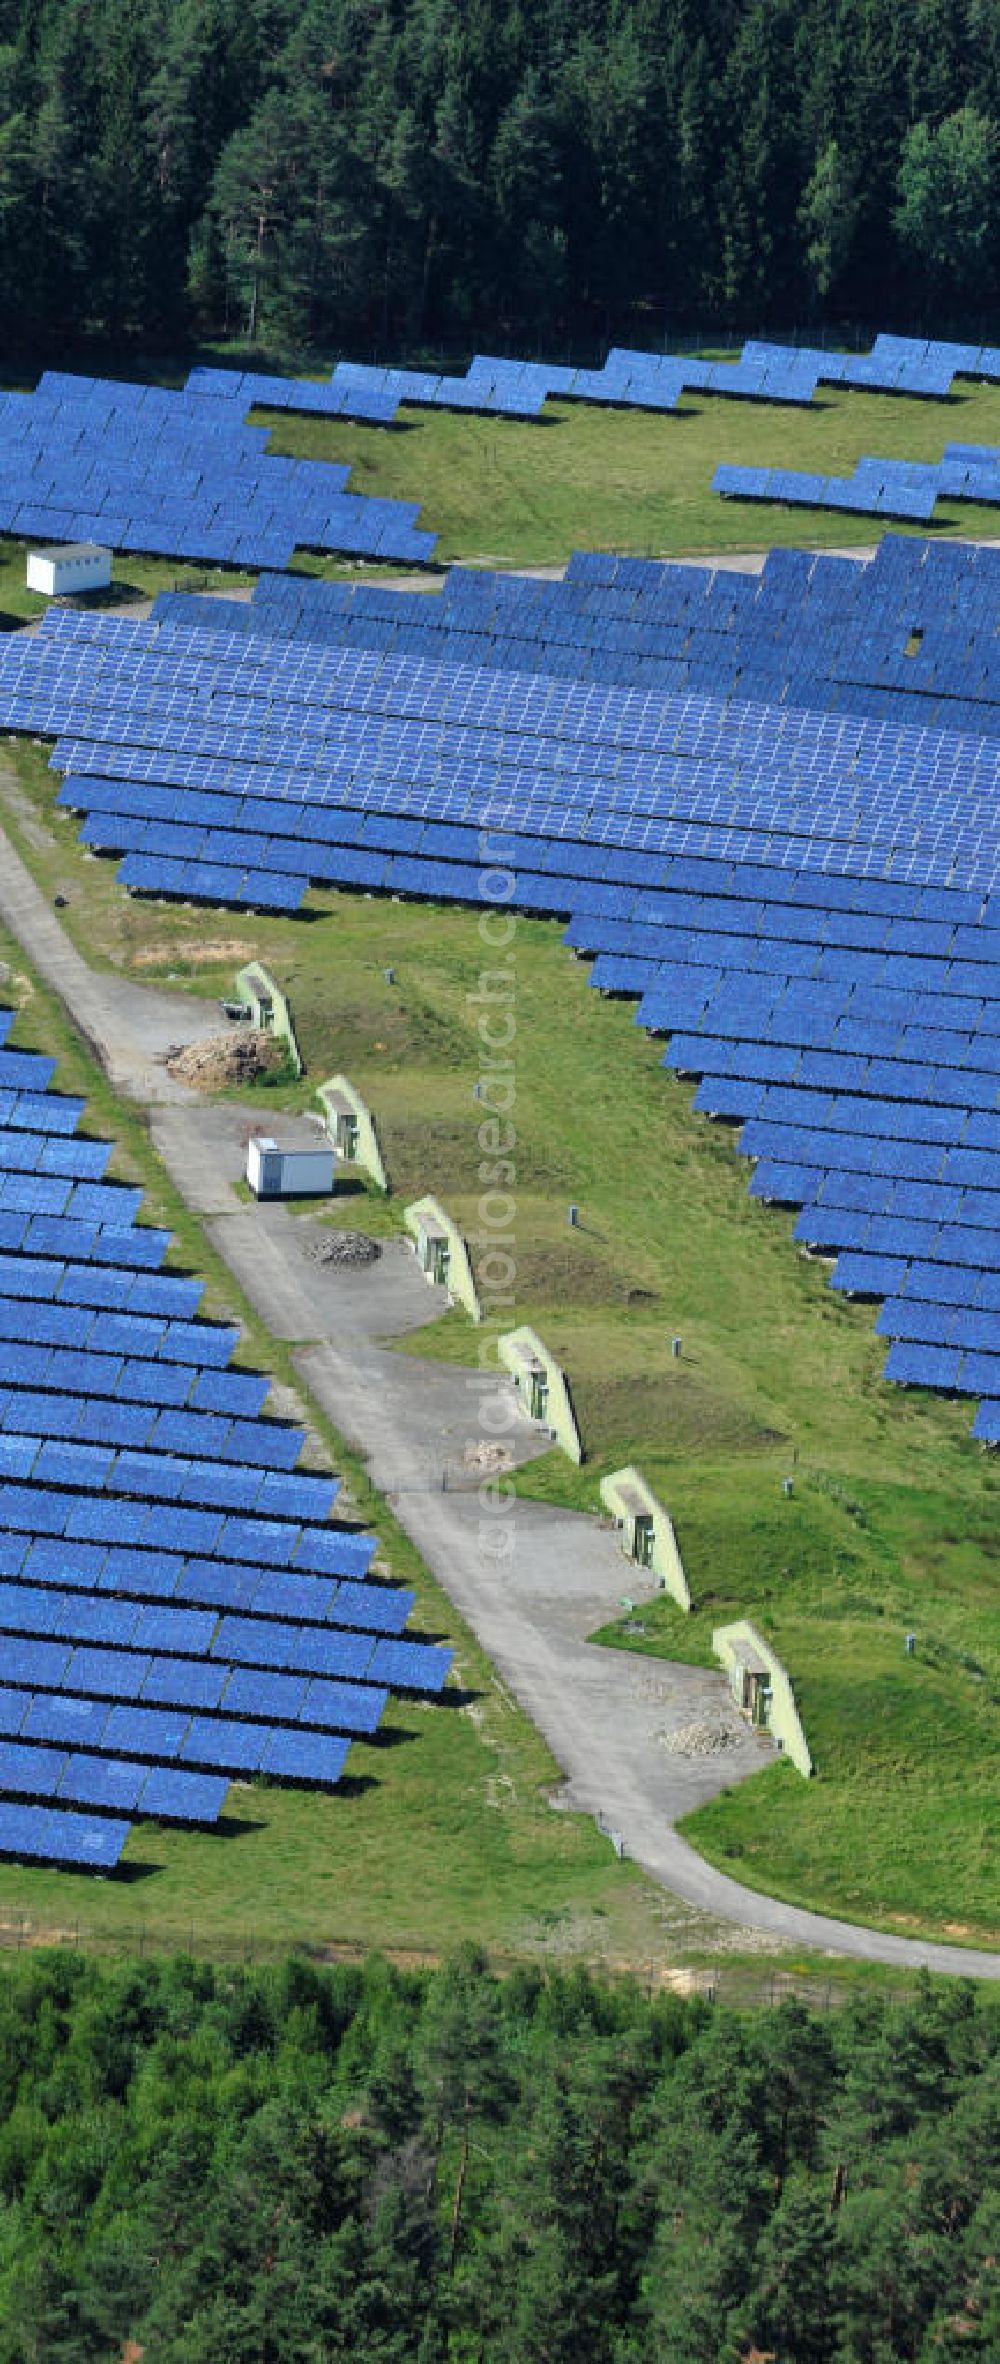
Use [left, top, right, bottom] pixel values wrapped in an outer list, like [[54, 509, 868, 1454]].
[[253, 372, 1000, 566]]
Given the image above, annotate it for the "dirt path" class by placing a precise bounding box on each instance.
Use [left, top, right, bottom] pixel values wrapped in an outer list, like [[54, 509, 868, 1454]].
[[2, 819, 999, 1974]]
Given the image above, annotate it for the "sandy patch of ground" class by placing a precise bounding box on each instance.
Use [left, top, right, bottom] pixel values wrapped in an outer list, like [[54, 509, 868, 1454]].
[[129, 936, 256, 971]]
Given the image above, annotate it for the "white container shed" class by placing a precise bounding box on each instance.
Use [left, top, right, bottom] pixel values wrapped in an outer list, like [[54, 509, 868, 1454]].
[[247, 1135, 335, 1199], [26, 543, 112, 597]]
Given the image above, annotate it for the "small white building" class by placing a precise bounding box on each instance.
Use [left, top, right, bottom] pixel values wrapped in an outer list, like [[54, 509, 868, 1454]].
[[26, 543, 112, 598], [247, 1135, 335, 1199]]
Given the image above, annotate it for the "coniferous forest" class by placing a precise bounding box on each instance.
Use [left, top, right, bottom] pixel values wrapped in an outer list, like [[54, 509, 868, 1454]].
[[1, 0, 999, 359], [0, 1951, 998, 2363]]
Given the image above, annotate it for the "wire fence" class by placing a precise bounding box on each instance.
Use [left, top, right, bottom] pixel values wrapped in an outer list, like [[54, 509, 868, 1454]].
[[0, 1903, 931, 2013]]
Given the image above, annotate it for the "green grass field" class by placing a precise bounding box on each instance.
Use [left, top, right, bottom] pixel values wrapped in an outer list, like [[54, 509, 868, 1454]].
[[252, 375, 1000, 566], [3, 739, 1000, 1953]]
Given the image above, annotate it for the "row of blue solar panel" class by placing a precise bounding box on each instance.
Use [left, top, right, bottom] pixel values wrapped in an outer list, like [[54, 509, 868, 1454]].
[[4, 1531, 402, 1627], [31, 592, 1000, 806], [715, 462, 940, 521], [0, 1799, 128, 1867], [0, 1741, 227, 1820], [0, 1652, 387, 1737], [0, 1471, 373, 1571], [0, 1382, 309, 1469], [181, 539, 1000, 756], [182, 333, 1000, 425], [715, 446, 1000, 523], [0, 1428, 331, 1519], [0, 1581, 445, 1689], [0, 1702, 350, 1790], [17, 668, 1000, 905], [0, 1698, 349, 1794]]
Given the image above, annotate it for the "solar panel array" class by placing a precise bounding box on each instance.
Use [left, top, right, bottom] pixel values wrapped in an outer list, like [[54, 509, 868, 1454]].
[[5, 337, 994, 586], [188, 333, 1000, 425], [0, 375, 436, 570], [3, 532, 1000, 1447], [187, 359, 564, 423], [716, 443, 1000, 523], [0, 1017, 452, 1868], [150, 536, 1000, 740]]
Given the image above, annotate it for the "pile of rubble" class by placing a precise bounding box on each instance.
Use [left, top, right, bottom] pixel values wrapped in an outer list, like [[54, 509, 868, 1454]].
[[462, 1440, 514, 1474], [661, 1714, 749, 1759], [302, 1229, 382, 1269], [166, 1028, 286, 1090]]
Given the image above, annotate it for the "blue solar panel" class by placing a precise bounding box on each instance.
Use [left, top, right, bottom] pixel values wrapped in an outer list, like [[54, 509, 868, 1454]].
[[3, 1636, 70, 1687], [100, 1546, 184, 1598], [369, 1639, 453, 1693], [299, 1679, 387, 1735], [0, 1800, 128, 1868], [295, 1529, 378, 1578], [63, 1645, 151, 1700], [54, 1595, 142, 1646], [141, 1656, 228, 1710], [22, 1692, 110, 1748], [103, 1704, 187, 1759], [216, 1517, 299, 1566], [250, 1571, 337, 1622], [59, 1753, 146, 1811], [884, 1341, 963, 1388], [180, 1717, 267, 1773], [327, 1581, 413, 1633], [0, 1579, 60, 1634], [0, 1739, 66, 1797], [211, 1612, 290, 1668], [138, 1765, 228, 1822], [171, 1559, 255, 1613], [260, 1728, 350, 1786], [131, 1604, 216, 1657], [221, 1668, 308, 1722], [0, 1687, 30, 1735], [283, 1628, 374, 1680]]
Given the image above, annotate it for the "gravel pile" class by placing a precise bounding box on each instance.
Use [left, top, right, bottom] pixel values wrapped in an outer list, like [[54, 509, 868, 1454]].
[[661, 1715, 749, 1758], [166, 1028, 286, 1090], [303, 1230, 382, 1269], [462, 1440, 514, 1474]]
